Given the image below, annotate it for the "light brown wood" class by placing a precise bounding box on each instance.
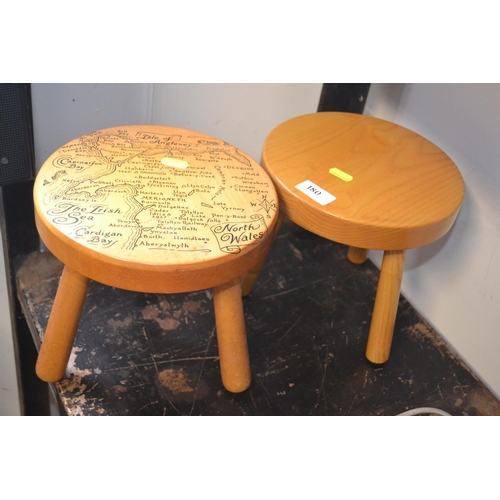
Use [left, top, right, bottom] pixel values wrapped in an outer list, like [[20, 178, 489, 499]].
[[262, 112, 464, 250], [213, 278, 251, 392], [35, 265, 89, 382], [261, 112, 464, 363], [33, 125, 279, 390], [347, 246, 368, 264], [34, 125, 279, 293], [241, 208, 285, 296], [366, 250, 406, 364]]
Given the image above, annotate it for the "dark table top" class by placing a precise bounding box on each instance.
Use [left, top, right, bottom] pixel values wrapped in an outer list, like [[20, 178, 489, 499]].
[[15, 219, 500, 416]]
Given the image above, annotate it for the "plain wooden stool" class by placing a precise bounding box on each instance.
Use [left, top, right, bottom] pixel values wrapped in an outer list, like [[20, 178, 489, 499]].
[[33, 125, 279, 393], [255, 112, 464, 364]]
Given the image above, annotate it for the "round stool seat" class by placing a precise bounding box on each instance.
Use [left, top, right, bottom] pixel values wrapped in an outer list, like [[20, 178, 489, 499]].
[[35, 125, 278, 293], [262, 112, 464, 251], [261, 112, 464, 364], [34, 125, 278, 392]]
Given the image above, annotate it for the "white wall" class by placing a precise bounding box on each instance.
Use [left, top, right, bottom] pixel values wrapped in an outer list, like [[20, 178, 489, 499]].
[[0, 218, 21, 416], [150, 84, 322, 161], [365, 83, 500, 399], [31, 83, 322, 170], [31, 83, 154, 171]]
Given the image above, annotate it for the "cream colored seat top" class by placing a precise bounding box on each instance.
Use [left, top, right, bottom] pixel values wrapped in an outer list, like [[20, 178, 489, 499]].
[[35, 125, 279, 293]]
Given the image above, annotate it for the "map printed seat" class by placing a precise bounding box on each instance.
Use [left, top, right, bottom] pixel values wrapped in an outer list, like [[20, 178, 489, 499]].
[[34, 125, 279, 393]]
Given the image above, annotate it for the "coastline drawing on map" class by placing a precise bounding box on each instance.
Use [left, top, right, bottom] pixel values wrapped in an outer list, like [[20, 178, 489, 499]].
[[36, 127, 277, 263]]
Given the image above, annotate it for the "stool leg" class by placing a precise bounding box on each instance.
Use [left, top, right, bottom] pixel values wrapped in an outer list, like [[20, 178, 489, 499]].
[[213, 278, 251, 393], [241, 210, 285, 296], [347, 246, 369, 264], [36, 265, 89, 382], [365, 250, 406, 364]]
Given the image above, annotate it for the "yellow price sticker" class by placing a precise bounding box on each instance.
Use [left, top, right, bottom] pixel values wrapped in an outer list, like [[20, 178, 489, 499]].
[[329, 167, 353, 182]]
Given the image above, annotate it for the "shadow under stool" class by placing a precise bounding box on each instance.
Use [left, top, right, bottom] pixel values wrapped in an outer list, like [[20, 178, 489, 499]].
[[33, 124, 279, 393], [248, 112, 465, 364]]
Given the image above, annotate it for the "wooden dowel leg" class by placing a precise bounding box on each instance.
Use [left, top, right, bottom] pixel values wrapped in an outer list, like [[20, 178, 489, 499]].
[[36, 265, 90, 382], [213, 278, 251, 393], [365, 250, 406, 364], [241, 210, 285, 296], [347, 246, 369, 264]]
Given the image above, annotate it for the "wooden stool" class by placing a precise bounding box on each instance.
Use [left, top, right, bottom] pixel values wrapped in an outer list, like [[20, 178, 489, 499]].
[[257, 112, 464, 364], [33, 125, 278, 393]]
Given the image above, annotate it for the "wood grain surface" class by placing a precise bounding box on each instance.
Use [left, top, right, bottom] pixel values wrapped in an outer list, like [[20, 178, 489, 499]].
[[261, 112, 464, 250]]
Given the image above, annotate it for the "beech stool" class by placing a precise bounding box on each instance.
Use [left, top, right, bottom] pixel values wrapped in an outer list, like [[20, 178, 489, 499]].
[[34, 125, 278, 393], [257, 112, 464, 364]]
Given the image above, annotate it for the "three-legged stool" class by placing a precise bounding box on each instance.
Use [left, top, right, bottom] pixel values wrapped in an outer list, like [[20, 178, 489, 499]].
[[34, 125, 278, 393], [256, 112, 464, 364]]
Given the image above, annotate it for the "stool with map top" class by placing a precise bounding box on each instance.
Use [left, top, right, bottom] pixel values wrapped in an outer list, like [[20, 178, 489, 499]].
[[33, 125, 279, 393]]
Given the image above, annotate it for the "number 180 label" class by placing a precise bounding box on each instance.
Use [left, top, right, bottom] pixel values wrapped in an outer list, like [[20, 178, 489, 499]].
[[295, 180, 336, 206]]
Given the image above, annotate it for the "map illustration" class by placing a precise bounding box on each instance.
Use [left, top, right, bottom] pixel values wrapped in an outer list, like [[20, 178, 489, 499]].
[[36, 126, 278, 264]]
